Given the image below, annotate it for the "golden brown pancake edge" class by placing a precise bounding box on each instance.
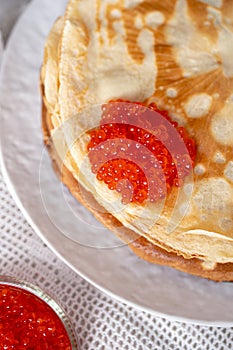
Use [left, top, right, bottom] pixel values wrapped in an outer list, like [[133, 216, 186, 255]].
[[41, 82, 233, 282]]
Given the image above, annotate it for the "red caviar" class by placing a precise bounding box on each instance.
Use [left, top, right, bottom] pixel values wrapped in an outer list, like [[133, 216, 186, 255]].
[[0, 284, 72, 350], [88, 100, 196, 204]]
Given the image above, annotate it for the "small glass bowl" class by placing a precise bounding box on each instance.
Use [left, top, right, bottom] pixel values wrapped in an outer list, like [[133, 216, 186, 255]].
[[0, 275, 79, 349]]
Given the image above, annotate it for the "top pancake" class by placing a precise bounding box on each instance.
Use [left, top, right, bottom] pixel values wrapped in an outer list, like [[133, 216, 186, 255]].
[[41, 0, 233, 266]]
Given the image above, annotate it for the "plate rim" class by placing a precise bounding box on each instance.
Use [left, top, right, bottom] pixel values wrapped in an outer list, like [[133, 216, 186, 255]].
[[0, 0, 232, 328]]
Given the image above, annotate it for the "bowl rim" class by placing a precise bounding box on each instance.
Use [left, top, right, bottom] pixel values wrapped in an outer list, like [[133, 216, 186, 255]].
[[0, 275, 79, 349]]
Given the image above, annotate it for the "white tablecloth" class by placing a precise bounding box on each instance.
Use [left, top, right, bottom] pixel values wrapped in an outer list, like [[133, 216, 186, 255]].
[[0, 1, 233, 349]]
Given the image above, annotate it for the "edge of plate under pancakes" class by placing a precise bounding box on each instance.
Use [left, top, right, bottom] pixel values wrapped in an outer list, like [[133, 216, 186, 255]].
[[41, 0, 233, 280]]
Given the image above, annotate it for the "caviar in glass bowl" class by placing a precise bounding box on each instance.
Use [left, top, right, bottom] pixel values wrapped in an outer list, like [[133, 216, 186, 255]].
[[0, 276, 78, 349]]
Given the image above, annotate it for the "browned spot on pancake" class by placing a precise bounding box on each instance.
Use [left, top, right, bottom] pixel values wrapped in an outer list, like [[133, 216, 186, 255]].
[[136, 0, 177, 19], [106, 1, 123, 44], [154, 66, 233, 169], [222, 0, 233, 30], [145, 2, 233, 175], [96, 0, 104, 46], [105, 0, 145, 63], [187, 0, 218, 43], [122, 0, 177, 64], [155, 42, 183, 90], [104, 1, 177, 64], [121, 8, 145, 64]]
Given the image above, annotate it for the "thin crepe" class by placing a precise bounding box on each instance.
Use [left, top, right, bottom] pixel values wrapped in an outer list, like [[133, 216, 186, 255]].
[[41, 0, 233, 279]]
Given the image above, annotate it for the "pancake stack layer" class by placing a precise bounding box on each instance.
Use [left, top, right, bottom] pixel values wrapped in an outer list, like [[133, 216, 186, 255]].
[[41, 0, 233, 281]]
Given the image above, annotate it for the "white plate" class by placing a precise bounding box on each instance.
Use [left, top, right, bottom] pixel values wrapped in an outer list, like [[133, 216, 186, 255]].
[[0, 0, 233, 326]]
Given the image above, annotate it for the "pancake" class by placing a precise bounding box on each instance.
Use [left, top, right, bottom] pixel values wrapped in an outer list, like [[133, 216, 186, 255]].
[[41, 0, 233, 281]]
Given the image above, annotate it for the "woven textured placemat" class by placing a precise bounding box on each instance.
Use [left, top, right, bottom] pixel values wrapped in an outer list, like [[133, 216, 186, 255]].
[[0, 172, 232, 349]]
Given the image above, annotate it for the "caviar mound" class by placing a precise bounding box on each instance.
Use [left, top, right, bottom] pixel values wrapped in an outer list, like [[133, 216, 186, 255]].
[[0, 285, 72, 350], [88, 100, 196, 204]]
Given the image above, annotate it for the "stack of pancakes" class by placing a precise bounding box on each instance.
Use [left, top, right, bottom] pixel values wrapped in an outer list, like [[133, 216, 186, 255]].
[[41, 0, 233, 281]]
